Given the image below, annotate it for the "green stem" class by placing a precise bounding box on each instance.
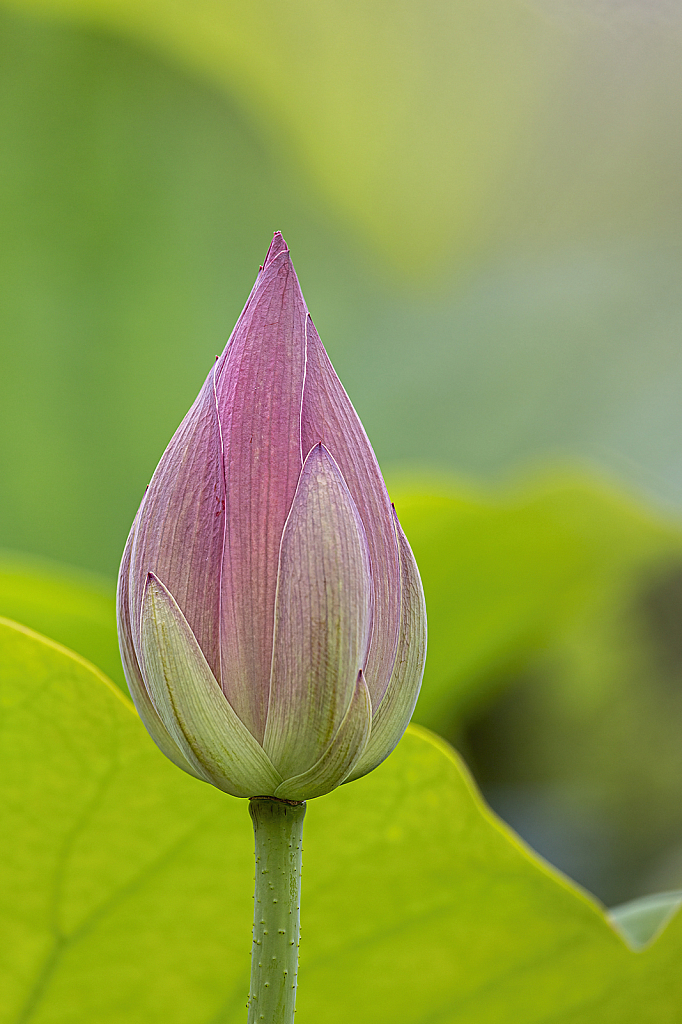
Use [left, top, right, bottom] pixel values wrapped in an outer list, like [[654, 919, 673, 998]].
[[247, 796, 306, 1024]]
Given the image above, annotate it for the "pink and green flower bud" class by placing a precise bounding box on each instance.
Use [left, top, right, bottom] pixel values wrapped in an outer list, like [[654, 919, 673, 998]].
[[117, 233, 426, 801]]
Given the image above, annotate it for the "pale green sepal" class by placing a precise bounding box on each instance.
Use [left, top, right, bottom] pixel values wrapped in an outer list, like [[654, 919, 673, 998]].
[[345, 512, 426, 784], [140, 573, 282, 798], [118, 524, 206, 783], [609, 890, 682, 950], [128, 668, 208, 783], [275, 671, 371, 801], [264, 444, 371, 779]]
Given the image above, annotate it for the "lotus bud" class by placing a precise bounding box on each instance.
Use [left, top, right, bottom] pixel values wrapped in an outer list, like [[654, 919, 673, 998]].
[[117, 233, 426, 801]]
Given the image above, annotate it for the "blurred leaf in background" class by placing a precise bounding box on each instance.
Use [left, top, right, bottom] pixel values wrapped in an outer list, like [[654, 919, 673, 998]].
[[4, 0, 682, 276], [1, 2, 682, 579], [393, 471, 682, 904], [393, 472, 682, 728]]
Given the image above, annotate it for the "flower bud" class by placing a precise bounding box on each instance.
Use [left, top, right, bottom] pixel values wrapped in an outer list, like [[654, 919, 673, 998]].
[[117, 233, 426, 800]]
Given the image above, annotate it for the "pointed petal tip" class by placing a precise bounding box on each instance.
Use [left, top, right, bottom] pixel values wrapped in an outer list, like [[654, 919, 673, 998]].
[[263, 231, 290, 269], [304, 440, 340, 472], [144, 570, 163, 596]]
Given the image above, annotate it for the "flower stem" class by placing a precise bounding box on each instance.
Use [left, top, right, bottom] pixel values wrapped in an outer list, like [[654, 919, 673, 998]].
[[247, 796, 306, 1024]]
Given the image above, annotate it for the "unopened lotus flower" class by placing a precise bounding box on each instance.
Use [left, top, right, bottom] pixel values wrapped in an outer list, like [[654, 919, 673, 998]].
[[117, 232, 426, 802]]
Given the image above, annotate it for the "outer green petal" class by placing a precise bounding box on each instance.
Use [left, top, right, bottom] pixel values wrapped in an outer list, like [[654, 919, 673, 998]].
[[140, 573, 282, 798], [263, 444, 371, 779], [345, 510, 426, 783], [275, 671, 371, 801], [117, 522, 205, 782]]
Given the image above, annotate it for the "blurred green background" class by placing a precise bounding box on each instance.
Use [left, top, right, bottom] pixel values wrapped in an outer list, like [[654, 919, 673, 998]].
[[1, 0, 682, 906]]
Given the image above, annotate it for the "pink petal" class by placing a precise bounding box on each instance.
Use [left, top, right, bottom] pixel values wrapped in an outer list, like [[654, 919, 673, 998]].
[[300, 318, 400, 707], [214, 240, 307, 741], [127, 370, 225, 683]]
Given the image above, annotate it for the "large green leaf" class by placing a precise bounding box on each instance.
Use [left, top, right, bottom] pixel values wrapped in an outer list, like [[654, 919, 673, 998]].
[[391, 471, 682, 727], [1, 615, 681, 1023], [0, 551, 123, 690], [3, 0, 682, 276]]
